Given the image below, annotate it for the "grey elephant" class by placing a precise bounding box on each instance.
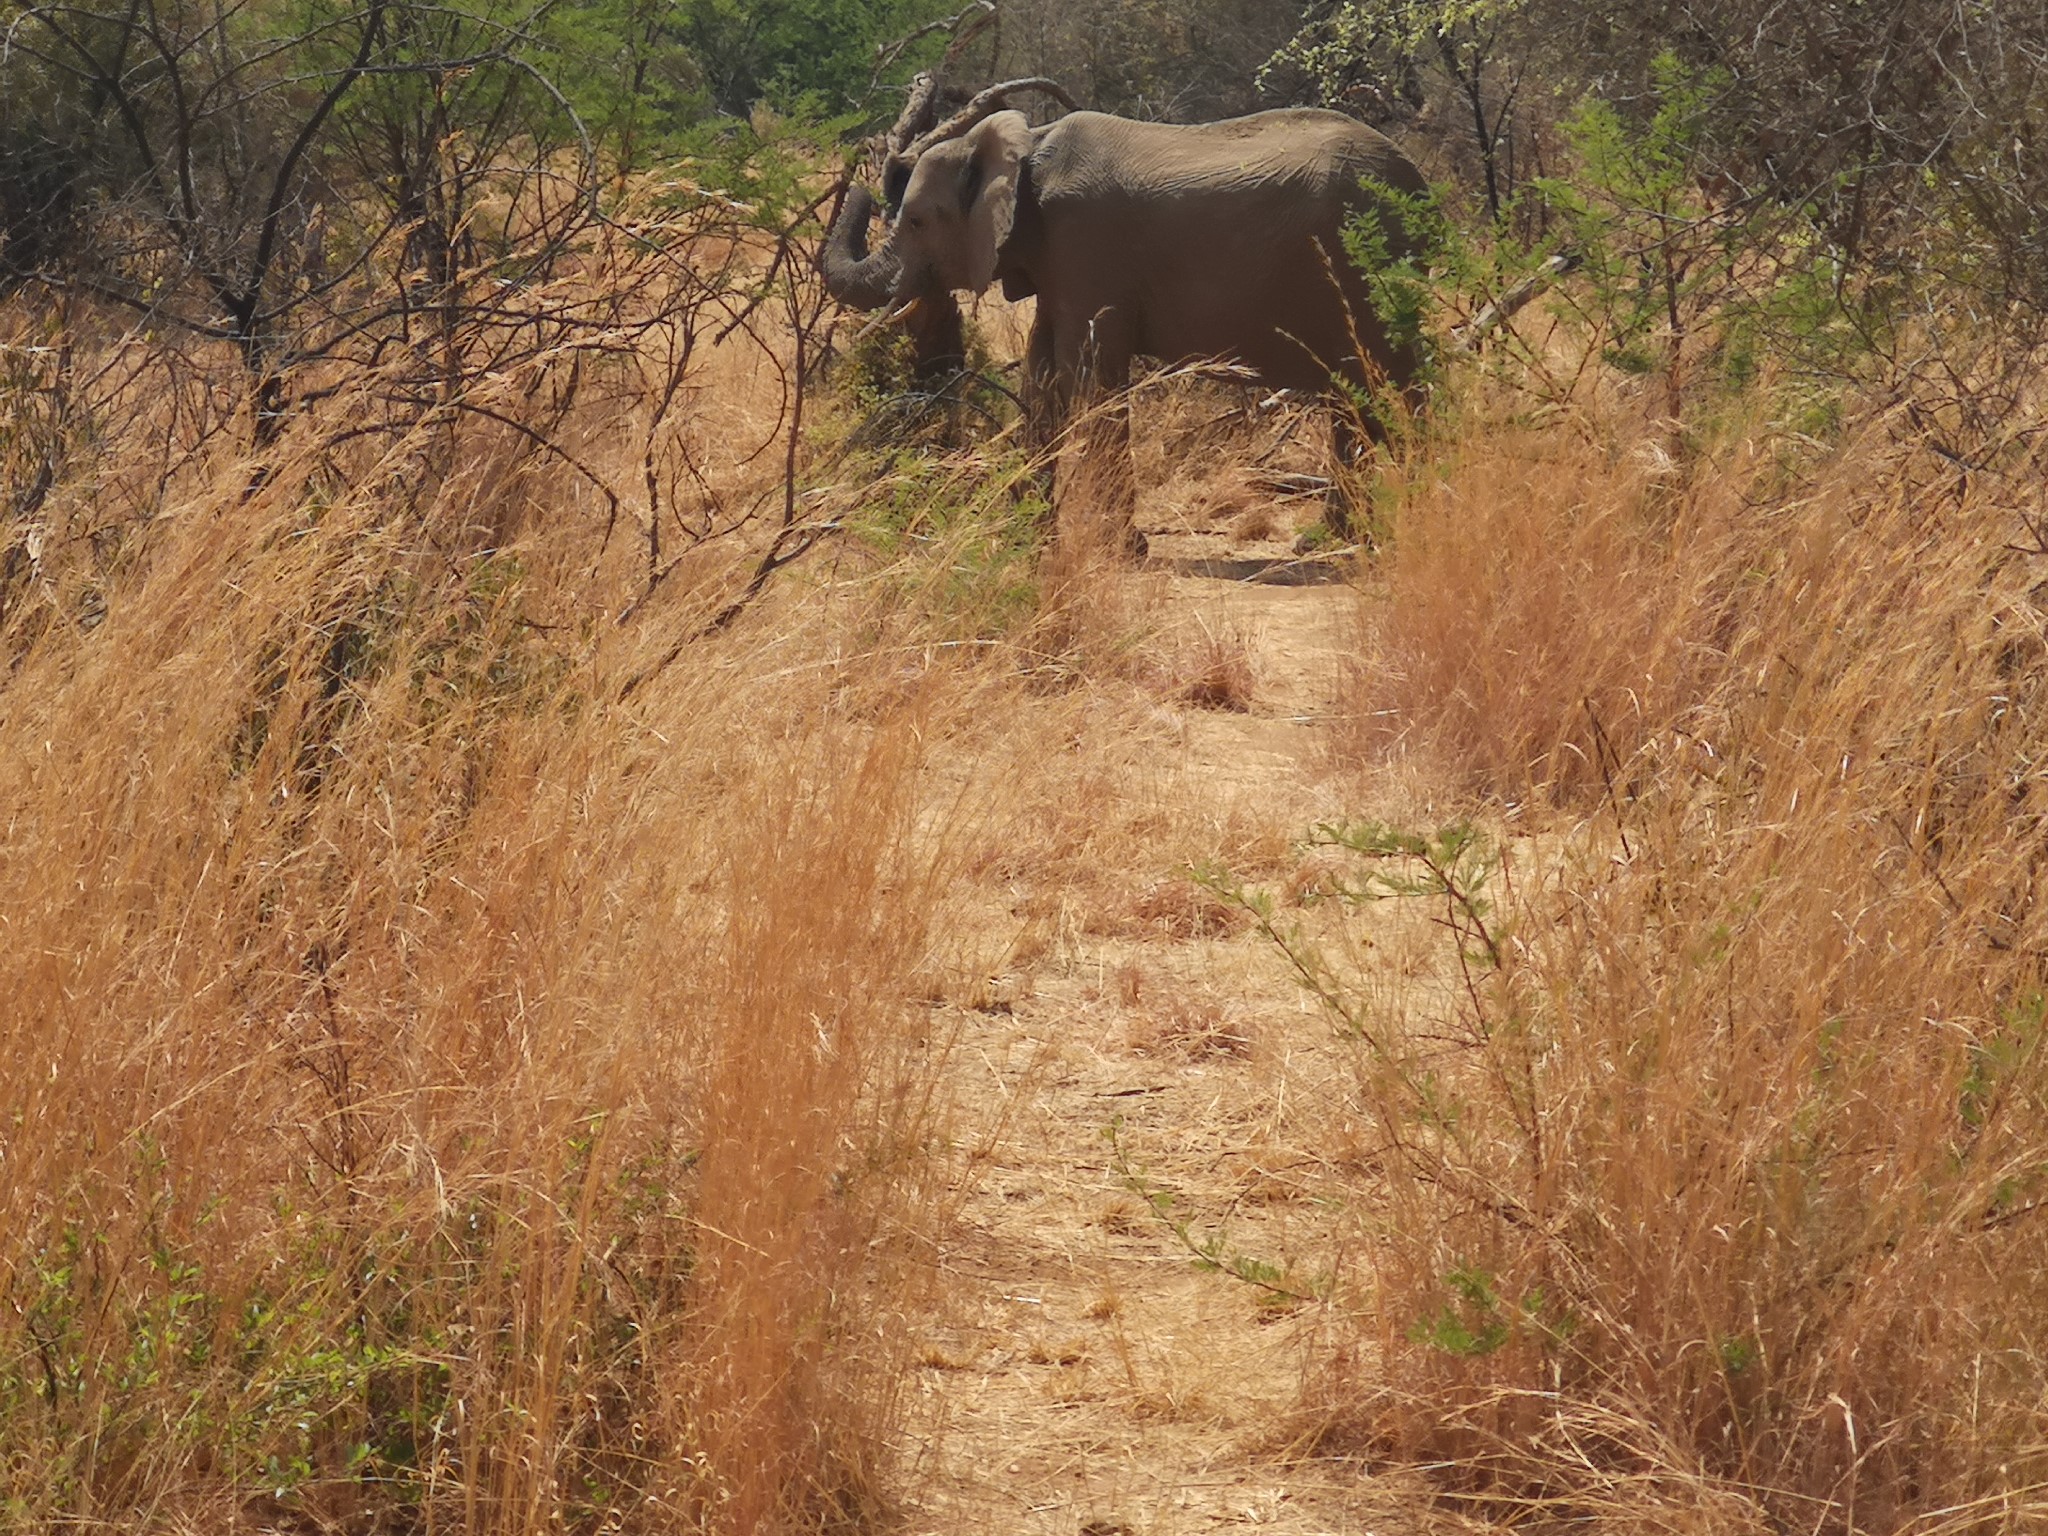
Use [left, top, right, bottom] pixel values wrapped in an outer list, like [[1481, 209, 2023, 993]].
[[822, 89, 1430, 549]]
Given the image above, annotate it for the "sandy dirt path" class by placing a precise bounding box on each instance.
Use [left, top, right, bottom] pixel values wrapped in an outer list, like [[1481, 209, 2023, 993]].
[[894, 543, 1445, 1535]]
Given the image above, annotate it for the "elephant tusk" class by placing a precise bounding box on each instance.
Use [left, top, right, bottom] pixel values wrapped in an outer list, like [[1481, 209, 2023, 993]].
[[852, 298, 923, 343]]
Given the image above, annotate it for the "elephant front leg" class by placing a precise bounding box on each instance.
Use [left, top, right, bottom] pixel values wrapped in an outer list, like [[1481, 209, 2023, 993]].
[[1087, 392, 1142, 557], [1021, 312, 1067, 516], [1054, 313, 1142, 556], [1024, 311, 1066, 457]]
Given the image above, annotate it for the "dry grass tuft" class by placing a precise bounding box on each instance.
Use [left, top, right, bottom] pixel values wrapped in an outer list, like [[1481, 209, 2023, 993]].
[[1344, 416, 1748, 803], [0, 359, 958, 1532], [1161, 618, 1260, 713], [1128, 994, 1254, 1061], [1020, 522, 1159, 690], [1307, 398, 2048, 1529], [1229, 503, 1280, 543], [1122, 876, 1253, 941]]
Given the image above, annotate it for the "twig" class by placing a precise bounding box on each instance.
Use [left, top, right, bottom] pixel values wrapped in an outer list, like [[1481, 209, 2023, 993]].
[[1451, 250, 1582, 352]]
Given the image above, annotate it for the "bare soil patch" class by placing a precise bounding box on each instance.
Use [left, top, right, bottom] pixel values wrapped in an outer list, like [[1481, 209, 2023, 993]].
[[895, 536, 1456, 1534]]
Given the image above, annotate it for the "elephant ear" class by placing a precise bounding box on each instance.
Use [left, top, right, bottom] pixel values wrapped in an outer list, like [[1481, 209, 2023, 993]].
[[957, 110, 1033, 295]]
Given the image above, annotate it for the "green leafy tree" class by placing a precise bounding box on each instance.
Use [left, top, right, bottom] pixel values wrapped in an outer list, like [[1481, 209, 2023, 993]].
[[1263, 0, 1527, 219], [0, 0, 620, 428], [675, 0, 962, 116]]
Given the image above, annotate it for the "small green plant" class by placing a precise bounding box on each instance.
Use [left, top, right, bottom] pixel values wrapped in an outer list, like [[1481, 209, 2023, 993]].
[[1103, 1119, 1324, 1308], [1197, 821, 1503, 1042], [1409, 1266, 1570, 1358], [1412, 1268, 1510, 1358], [1532, 55, 1738, 410], [1959, 990, 2048, 1167], [1344, 176, 1456, 381]]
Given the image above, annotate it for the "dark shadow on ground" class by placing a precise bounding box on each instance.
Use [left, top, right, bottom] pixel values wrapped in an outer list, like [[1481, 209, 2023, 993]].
[[1152, 555, 1352, 586]]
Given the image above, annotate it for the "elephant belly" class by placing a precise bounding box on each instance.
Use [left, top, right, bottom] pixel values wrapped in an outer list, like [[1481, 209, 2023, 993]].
[[1134, 269, 1378, 392], [1033, 186, 1398, 395], [1121, 211, 1383, 391]]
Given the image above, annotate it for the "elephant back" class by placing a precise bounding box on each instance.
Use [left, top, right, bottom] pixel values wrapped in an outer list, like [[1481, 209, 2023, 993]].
[[1035, 109, 1421, 220]]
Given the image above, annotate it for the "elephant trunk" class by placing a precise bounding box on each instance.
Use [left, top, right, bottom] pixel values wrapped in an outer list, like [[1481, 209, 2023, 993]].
[[820, 186, 901, 311]]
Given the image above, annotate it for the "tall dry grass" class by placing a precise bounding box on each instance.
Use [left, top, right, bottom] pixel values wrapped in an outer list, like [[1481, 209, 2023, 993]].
[[1320, 398, 2048, 1529], [0, 355, 957, 1531], [1342, 417, 1758, 803]]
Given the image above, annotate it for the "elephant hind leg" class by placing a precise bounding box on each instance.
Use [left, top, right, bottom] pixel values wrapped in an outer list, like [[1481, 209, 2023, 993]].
[[1328, 358, 1426, 546], [1322, 408, 1379, 548], [1348, 346, 1428, 450]]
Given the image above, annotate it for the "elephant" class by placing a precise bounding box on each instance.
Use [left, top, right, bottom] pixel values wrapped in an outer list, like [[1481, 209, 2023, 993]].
[[821, 92, 1430, 550]]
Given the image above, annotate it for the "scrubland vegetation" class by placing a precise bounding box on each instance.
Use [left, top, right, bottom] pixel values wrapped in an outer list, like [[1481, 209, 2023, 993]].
[[0, 333, 965, 1528], [4, 0, 2048, 1530], [1307, 398, 2048, 1527], [1292, 27, 2048, 1520]]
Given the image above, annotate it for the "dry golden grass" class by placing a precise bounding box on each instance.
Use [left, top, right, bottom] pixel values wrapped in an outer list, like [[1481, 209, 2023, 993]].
[[3, 262, 1360, 1531], [1342, 414, 1746, 804], [0, 335, 973, 1531], [1161, 616, 1261, 713], [24, 213, 2048, 1536], [1316, 395, 2048, 1529]]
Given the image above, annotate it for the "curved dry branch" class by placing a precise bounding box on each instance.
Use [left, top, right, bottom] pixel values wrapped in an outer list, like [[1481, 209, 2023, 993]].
[[866, 0, 994, 105], [903, 76, 1076, 159]]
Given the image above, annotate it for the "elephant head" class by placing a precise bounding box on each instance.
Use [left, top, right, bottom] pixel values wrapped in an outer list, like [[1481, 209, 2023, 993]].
[[822, 87, 1054, 314], [876, 110, 1033, 300], [819, 179, 972, 379]]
